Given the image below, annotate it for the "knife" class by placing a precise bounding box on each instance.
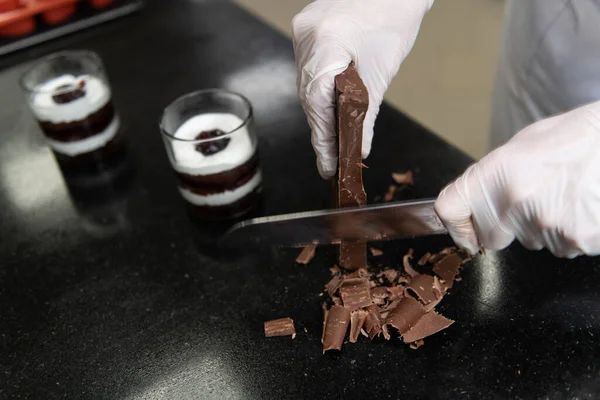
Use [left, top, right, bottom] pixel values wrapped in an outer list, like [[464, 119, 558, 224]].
[[223, 198, 447, 248]]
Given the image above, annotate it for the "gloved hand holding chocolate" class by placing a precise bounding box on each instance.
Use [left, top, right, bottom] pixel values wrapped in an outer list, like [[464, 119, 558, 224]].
[[292, 0, 600, 259]]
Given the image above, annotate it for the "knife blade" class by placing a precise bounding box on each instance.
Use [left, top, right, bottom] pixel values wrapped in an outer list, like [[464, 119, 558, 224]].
[[222, 198, 447, 248]]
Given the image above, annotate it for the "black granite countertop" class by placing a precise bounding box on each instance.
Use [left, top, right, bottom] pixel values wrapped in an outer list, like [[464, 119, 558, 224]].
[[1, 1, 600, 399]]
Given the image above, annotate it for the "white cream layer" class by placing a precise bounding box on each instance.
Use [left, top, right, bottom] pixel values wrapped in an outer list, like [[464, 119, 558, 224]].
[[30, 74, 111, 123], [179, 169, 262, 206], [171, 113, 255, 176], [46, 116, 120, 156]]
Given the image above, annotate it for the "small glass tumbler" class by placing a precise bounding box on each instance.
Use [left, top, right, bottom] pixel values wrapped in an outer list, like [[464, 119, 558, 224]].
[[20, 50, 123, 171], [160, 89, 262, 220]]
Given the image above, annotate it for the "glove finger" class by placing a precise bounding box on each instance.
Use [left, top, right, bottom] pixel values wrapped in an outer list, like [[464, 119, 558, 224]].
[[435, 182, 480, 255], [543, 229, 582, 259], [507, 207, 544, 251]]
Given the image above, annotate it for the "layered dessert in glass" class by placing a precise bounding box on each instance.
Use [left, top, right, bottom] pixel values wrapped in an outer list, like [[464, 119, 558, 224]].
[[160, 90, 262, 219], [21, 51, 123, 169]]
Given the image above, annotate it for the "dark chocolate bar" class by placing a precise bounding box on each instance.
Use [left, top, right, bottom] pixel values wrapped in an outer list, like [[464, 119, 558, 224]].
[[334, 62, 368, 270]]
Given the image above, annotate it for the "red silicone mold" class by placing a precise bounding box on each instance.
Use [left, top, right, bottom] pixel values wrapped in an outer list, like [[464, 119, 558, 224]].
[[0, 0, 35, 37]]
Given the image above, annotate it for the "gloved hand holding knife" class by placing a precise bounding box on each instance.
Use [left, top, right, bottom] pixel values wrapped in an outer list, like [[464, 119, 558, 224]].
[[292, 0, 600, 258]]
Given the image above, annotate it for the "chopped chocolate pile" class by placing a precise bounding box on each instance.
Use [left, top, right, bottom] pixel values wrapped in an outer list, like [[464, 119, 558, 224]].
[[195, 129, 231, 156], [296, 245, 316, 265], [321, 247, 467, 352], [264, 317, 296, 338], [52, 81, 86, 104]]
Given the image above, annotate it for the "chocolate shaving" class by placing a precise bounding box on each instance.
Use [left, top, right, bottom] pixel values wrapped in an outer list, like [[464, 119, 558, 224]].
[[391, 171, 414, 185], [406, 274, 437, 305], [264, 318, 296, 338], [369, 247, 383, 257], [383, 185, 397, 202], [402, 312, 454, 343], [296, 245, 316, 265], [370, 286, 389, 305], [349, 310, 368, 343], [325, 274, 343, 298], [339, 278, 372, 310], [403, 249, 419, 278], [428, 247, 457, 264], [386, 286, 405, 301], [357, 162, 369, 169], [322, 305, 351, 352], [381, 324, 391, 340], [385, 296, 427, 334], [409, 339, 425, 350], [417, 252, 432, 266], [383, 269, 399, 283], [433, 253, 463, 292], [364, 305, 384, 339]]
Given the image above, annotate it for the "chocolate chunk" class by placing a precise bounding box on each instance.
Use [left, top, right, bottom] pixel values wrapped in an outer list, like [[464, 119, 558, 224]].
[[433, 253, 463, 292], [325, 274, 343, 298], [417, 252, 432, 266], [322, 305, 351, 352], [349, 309, 368, 343], [334, 62, 368, 270], [339, 278, 372, 310], [403, 249, 419, 278], [364, 305, 384, 340], [383, 185, 397, 202], [195, 129, 231, 156], [391, 171, 414, 185], [264, 317, 296, 338], [296, 245, 316, 265], [406, 274, 437, 305], [52, 83, 86, 104], [385, 296, 427, 334], [402, 311, 454, 343], [369, 247, 383, 257], [409, 339, 425, 350]]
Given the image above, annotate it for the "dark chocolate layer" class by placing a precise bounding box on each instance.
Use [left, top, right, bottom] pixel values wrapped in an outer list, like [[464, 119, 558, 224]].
[[185, 185, 262, 220], [177, 153, 259, 195], [38, 102, 116, 142]]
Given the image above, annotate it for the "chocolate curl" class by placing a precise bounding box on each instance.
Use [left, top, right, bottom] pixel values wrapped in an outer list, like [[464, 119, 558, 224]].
[[322, 305, 351, 352], [264, 318, 296, 338]]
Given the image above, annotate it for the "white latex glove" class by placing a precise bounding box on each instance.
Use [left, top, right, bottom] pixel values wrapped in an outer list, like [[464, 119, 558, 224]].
[[292, 0, 434, 178], [435, 101, 600, 258]]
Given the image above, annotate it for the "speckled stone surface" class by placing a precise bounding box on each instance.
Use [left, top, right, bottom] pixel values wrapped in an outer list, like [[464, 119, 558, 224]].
[[1, 1, 600, 399]]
